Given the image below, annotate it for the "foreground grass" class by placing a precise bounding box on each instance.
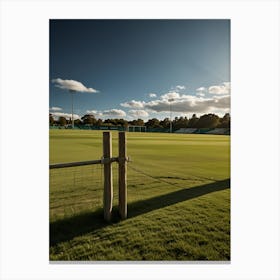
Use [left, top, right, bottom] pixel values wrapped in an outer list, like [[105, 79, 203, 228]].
[[49, 130, 230, 261]]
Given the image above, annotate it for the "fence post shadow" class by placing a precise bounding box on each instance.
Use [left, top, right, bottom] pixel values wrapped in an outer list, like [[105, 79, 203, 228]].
[[127, 178, 230, 218], [50, 178, 230, 246]]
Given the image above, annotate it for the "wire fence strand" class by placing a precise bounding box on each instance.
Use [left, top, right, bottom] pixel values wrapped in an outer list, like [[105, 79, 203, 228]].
[[50, 159, 217, 222], [50, 164, 104, 221]]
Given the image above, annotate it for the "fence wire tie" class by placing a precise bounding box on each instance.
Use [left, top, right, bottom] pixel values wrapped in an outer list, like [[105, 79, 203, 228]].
[[118, 156, 130, 164], [100, 156, 110, 164], [100, 156, 131, 164]]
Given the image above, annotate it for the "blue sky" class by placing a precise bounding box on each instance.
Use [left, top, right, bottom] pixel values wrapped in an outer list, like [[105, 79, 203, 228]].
[[49, 19, 230, 121]]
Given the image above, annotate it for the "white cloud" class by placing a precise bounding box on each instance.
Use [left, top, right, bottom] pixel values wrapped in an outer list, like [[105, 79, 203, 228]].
[[52, 78, 98, 93], [196, 92, 205, 97], [124, 92, 230, 115], [85, 110, 103, 119], [83, 82, 230, 121], [208, 82, 230, 95], [196, 86, 207, 92], [175, 85, 186, 90], [149, 93, 157, 98], [86, 109, 126, 118], [102, 109, 126, 117], [161, 91, 181, 101], [211, 95, 231, 108], [128, 110, 149, 118], [120, 100, 144, 108], [223, 82, 231, 88], [86, 110, 98, 114], [51, 112, 80, 120], [49, 106, 63, 111]]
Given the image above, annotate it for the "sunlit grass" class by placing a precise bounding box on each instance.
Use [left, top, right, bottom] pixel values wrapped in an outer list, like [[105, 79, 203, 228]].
[[49, 130, 230, 261]]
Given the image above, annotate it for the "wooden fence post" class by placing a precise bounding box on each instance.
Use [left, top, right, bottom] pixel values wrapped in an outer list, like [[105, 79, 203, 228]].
[[118, 132, 127, 219], [103, 132, 113, 222]]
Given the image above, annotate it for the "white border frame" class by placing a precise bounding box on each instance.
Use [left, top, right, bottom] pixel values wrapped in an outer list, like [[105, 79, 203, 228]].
[[1, 0, 279, 279]]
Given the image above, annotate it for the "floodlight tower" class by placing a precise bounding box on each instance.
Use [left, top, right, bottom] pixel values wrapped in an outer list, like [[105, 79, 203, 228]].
[[69, 89, 77, 128], [168, 98, 174, 133]]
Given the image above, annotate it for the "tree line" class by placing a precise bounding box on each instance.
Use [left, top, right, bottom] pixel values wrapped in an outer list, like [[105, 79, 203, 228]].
[[50, 113, 230, 130]]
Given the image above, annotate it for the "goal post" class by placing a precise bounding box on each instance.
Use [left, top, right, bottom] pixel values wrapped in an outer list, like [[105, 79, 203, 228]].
[[127, 125, 146, 132]]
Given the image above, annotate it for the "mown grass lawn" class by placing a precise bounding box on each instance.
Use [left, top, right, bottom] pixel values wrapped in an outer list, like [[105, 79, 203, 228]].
[[49, 130, 230, 261]]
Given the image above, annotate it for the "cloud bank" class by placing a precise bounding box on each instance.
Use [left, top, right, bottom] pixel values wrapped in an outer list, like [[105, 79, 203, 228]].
[[103, 109, 126, 117], [120, 100, 144, 108], [196, 82, 231, 95], [86, 109, 126, 118], [128, 110, 149, 118], [120, 82, 230, 116], [52, 78, 98, 93], [208, 82, 230, 95], [49, 106, 63, 111], [50, 112, 80, 120], [145, 94, 230, 114]]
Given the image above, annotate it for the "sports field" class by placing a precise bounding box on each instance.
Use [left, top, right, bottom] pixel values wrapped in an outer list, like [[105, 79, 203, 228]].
[[49, 130, 230, 261]]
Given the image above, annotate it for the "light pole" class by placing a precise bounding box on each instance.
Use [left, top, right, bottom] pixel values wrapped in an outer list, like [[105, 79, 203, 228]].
[[168, 98, 174, 133], [69, 89, 76, 128]]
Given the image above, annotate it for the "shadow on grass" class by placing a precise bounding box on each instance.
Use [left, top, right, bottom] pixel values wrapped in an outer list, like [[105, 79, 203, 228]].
[[50, 178, 230, 246]]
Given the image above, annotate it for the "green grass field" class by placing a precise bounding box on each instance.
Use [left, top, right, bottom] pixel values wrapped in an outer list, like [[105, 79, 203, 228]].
[[49, 130, 230, 261]]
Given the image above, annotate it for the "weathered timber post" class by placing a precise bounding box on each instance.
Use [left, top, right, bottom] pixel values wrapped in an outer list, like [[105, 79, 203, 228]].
[[103, 132, 113, 222], [118, 132, 127, 219]]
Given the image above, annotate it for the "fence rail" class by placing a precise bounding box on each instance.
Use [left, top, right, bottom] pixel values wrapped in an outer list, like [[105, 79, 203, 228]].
[[49, 157, 120, 169], [49, 131, 128, 221]]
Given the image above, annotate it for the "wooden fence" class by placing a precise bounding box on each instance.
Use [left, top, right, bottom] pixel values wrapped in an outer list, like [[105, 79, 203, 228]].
[[49, 131, 128, 222]]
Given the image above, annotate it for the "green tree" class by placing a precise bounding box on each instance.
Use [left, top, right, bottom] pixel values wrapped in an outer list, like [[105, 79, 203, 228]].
[[130, 119, 145, 126], [96, 119, 103, 126], [49, 114, 54, 126], [145, 118, 162, 128], [117, 119, 128, 127], [196, 114, 220, 128], [58, 116, 67, 126], [81, 114, 97, 125], [74, 119, 82, 126], [187, 114, 199, 128], [159, 118, 170, 129], [103, 119, 114, 126], [218, 113, 230, 128], [173, 116, 188, 130]]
